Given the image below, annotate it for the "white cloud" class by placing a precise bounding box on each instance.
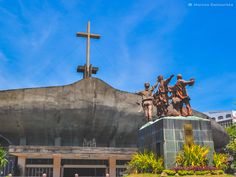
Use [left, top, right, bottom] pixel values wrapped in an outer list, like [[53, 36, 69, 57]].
[[99, 0, 186, 92]]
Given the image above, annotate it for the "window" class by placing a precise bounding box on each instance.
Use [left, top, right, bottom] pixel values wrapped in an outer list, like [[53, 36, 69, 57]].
[[218, 116, 223, 120], [61, 159, 108, 165], [226, 114, 231, 118], [219, 119, 233, 128], [26, 167, 53, 177], [211, 117, 216, 120], [26, 159, 53, 165], [116, 160, 130, 165]]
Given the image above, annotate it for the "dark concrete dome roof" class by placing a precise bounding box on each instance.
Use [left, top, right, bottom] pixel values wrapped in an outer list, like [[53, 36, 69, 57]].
[[0, 78, 229, 149]]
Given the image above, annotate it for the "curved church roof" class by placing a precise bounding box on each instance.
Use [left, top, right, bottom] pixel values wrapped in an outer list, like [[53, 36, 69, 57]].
[[0, 78, 229, 149]]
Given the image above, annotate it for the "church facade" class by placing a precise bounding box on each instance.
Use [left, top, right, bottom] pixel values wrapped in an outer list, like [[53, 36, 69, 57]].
[[0, 78, 145, 177]]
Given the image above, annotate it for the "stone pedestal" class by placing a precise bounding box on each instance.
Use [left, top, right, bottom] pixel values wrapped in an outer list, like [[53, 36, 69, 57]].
[[138, 116, 214, 168]]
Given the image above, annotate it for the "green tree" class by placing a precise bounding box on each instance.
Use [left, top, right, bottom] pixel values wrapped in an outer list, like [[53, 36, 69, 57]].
[[0, 146, 8, 170], [226, 124, 236, 169]]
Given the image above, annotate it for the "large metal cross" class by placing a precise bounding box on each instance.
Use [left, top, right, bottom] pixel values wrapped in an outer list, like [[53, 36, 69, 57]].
[[76, 21, 101, 78]]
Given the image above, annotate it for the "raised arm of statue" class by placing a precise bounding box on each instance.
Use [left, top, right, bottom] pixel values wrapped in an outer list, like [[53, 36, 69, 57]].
[[151, 81, 159, 92], [182, 78, 195, 86], [165, 74, 174, 85]]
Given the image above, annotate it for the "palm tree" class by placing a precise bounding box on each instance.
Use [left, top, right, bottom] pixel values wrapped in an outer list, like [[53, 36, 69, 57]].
[[0, 147, 8, 170]]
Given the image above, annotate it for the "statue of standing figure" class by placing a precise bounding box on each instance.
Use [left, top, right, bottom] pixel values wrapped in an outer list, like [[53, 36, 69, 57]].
[[154, 74, 174, 117], [170, 74, 195, 116], [136, 82, 158, 121]]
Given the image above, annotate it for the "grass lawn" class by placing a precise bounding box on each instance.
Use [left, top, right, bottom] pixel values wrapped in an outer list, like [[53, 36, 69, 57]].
[[126, 174, 234, 177]]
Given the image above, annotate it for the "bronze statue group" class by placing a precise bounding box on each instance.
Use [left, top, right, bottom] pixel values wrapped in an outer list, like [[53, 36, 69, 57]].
[[136, 74, 195, 121]]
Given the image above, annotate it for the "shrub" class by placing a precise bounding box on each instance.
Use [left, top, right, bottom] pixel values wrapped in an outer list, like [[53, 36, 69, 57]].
[[173, 165, 220, 176], [176, 144, 209, 167], [213, 153, 228, 170], [218, 169, 224, 174], [211, 169, 224, 175], [152, 156, 164, 174], [195, 170, 211, 175], [0, 147, 8, 170], [193, 166, 218, 171], [163, 169, 176, 176], [226, 125, 236, 170], [128, 151, 164, 174], [186, 170, 194, 175], [177, 170, 187, 176], [173, 166, 218, 172], [177, 170, 194, 176]]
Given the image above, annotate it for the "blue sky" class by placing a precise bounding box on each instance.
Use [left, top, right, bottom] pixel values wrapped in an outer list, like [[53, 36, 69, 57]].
[[0, 0, 235, 112]]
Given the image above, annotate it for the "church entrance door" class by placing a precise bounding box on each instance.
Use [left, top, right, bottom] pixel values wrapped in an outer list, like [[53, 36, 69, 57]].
[[63, 167, 106, 177]]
